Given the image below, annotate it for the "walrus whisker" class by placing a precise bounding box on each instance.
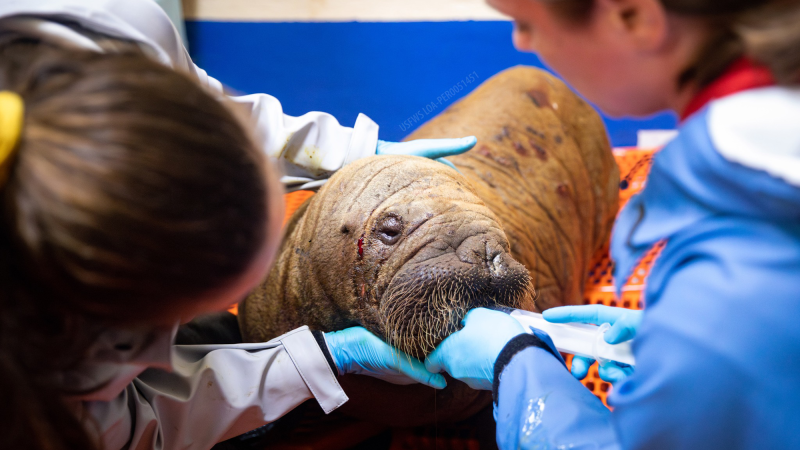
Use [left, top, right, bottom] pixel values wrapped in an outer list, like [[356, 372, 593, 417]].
[[378, 264, 533, 358]]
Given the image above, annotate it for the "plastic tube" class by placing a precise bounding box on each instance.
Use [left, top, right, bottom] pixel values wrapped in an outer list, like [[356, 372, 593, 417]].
[[491, 307, 635, 367]]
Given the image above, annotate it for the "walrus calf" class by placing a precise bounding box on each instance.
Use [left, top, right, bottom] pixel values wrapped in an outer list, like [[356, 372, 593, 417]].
[[239, 66, 619, 425]]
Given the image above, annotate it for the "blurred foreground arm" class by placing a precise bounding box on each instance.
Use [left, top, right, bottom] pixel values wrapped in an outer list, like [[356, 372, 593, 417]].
[[424, 308, 618, 449]]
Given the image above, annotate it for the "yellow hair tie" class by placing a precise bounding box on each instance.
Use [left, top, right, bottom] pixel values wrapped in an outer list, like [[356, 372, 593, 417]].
[[0, 91, 24, 188]]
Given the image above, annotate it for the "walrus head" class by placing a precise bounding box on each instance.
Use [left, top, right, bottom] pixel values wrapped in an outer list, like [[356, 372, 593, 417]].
[[240, 155, 534, 359], [351, 157, 534, 358]]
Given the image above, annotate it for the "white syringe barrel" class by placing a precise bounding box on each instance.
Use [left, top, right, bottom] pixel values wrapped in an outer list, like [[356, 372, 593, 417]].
[[500, 308, 636, 367]]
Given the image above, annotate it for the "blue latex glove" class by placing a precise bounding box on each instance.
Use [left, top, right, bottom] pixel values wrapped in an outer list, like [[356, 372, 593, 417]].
[[324, 327, 447, 389], [424, 308, 526, 390], [376, 136, 477, 171], [543, 305, 642, 384]]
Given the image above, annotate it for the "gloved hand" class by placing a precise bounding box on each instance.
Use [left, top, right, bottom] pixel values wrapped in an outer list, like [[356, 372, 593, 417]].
[[543, 305, 643, 384], [324, 327, 447, 389], [376, 136, 477, 171], [424, 308, 526, 390]]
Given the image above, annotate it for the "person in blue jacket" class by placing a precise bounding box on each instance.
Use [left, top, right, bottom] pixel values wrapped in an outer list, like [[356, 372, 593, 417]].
[[425, 0, 800, 448]]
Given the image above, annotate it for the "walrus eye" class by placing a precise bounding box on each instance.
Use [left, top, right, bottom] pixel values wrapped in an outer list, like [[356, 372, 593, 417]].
[[376, 215, 404, 245]]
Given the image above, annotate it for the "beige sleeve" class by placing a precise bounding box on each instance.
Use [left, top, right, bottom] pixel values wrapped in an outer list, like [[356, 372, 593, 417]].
[[83, 326, 348, 450], [97, 0, 383, 191]]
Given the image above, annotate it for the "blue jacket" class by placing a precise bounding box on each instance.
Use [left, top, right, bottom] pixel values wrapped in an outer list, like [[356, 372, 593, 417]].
[[494, 86, 800, 449]]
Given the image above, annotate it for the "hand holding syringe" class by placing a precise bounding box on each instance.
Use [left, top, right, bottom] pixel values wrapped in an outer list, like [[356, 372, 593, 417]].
[[491, 305, 642, 383]]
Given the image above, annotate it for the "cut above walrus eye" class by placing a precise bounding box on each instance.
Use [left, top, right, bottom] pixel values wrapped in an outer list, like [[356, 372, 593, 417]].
[[376, 215, 404, 245]]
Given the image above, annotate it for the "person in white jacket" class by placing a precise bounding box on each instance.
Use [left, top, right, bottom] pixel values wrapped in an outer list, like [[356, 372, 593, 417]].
[[0, 2, 466, 450], [0, 0, 476, 192]]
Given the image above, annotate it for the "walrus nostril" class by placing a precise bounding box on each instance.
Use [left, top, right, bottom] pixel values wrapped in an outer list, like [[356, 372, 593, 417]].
[[485, 240, 502, 263], [490, 253, 507, 277]]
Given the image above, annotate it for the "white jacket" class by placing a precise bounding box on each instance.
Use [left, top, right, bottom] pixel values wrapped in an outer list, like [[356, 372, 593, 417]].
[[0, 0, 381, 191], [0, 1, 354, 448]]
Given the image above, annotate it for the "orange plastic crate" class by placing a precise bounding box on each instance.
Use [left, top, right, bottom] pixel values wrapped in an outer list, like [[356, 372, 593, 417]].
[[226, 190, 317, 316], [574, 148, 661, 406], [282, 190, 316, 226]]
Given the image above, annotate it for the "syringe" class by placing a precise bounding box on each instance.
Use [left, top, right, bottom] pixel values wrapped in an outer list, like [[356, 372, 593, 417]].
[[490, 306, 635, 367]]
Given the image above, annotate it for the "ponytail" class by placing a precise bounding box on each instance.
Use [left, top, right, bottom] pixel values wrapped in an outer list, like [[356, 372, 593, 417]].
[[0, 203, 100, 449], [0, 36, 272, 449]]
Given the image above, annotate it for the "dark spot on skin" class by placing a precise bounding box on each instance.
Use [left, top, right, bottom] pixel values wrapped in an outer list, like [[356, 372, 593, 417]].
[[341, 225, 350, 234], [494, 126, 511, 142], [376, 214, 404, 245], [525, 126, 545, 139], [477, 145, 493, 158], [554, 135, 563, 144], [513, 141, 527, 157], [526, 89, 550, 108], [530, 140, 548, 161], [358, 235, 365, 258], [556, 184, 570, 198]]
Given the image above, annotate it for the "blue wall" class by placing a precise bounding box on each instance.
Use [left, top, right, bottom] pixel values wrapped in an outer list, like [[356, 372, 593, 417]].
[[186, 21, 677, 147]]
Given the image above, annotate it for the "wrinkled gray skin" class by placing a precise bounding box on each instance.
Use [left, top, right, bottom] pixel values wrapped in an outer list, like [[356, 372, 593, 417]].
[[240, 156, 533, 425]]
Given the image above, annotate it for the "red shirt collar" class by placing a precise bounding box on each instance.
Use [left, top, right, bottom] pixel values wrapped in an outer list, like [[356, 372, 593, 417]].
[[680, 58, 776, 121]]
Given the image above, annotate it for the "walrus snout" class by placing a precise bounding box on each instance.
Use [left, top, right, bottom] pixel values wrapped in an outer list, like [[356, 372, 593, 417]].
[[379, 230, 533, 359], [456, 234, 509, 273]]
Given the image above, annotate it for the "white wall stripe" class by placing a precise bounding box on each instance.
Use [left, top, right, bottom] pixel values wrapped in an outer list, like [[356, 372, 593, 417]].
[[181, 0, 510, 22]]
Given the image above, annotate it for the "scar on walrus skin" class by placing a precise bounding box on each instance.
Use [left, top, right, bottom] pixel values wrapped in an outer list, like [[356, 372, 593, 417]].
[[239, 66, 619, 426]]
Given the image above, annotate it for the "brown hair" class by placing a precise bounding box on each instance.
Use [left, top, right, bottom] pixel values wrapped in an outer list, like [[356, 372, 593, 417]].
[[0, 40, 271, 449], [544, 0, 800, 87]]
